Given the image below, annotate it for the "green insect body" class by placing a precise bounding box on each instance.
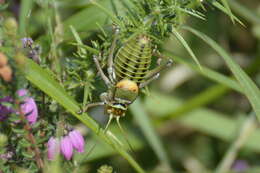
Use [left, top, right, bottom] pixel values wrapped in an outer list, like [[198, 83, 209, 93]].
[[85, 31, 172, 126], [114, 34, 152, 84]]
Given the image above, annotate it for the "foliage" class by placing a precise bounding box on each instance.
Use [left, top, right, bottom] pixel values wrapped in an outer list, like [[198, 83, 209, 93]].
[[0, 0, 260, 173]]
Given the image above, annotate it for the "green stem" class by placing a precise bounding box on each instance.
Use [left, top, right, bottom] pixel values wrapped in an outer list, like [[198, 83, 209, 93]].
[[19, 0, 34, 36]]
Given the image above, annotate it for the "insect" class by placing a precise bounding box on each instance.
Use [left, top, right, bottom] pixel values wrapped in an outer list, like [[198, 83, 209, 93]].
[[84, 28, 173, 130]]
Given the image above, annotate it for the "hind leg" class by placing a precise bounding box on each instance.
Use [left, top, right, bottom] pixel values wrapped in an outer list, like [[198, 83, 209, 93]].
[[139, 52, 173, 88]]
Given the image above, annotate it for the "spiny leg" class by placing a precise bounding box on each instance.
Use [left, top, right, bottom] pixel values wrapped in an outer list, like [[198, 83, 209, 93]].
[[139, 73, 159, 88], [93, 55, 112, 87], [107, 25, 120, 82], [104, 114, 114, 132], [82, 102, 104, 113], [154, 51, 173, 67], [116, 117, 135, 155], [139, 53, 173, 88]]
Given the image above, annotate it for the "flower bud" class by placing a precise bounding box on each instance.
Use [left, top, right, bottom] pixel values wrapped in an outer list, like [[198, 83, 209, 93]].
[[47, 137, 60, 160], [0, 52, 8, 67], [0, 65, 12, 82], [3, 17, 18, 35], [68, 130, 85, 153], [60, 136, 73, 160], [0, 133, 7, 147], [15, 52, 26, 69]]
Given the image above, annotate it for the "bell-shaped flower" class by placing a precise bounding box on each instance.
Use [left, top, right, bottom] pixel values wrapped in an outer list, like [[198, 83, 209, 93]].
[[60, 136, 73, 160], [17, 89, 38, 124], [68, 130, 85, 153], [47, 137, 60, 160]]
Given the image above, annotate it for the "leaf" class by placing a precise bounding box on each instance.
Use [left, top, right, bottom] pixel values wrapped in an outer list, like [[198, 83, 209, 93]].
[[24, 59, 145, 173], [228, 0, 260, 25], [69, 25, 87, 55], [19, 138, 31, 148], [183, 26, 260, 120], [21, 150, 35, 159], [19, 0, 34, 36], [12, 128, 26, 134], [164, 52, 244, 93], [91, 0, 124, 29], [171, 27, 202, 70], [219, 0, 234, 23], [212, 1, 244, 26], [63, 0, 111, 39]]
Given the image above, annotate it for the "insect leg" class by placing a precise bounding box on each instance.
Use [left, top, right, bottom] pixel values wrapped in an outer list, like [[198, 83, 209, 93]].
[[82, 102, 105, 113], [139, 73, 160, 88], [93, 55, 112, 87], [139, 53, 173, 88], [116, 117, 135, 155], [107, 26, 120, 82], [104, 114, 114, 132]]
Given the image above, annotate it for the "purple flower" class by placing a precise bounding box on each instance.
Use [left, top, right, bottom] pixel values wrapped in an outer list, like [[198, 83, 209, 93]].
[[232, 160, 249, 172], [17, 89, 38, 124], [68, 130, 85, 153], [21, 37, 33, 48], [0, 151, 13, 160], [47, 137, 60, 160], [60, 136, 73, 160]]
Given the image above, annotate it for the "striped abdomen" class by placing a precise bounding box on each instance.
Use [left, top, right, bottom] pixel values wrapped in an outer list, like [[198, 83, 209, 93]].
[[114, 35, 152, 85]]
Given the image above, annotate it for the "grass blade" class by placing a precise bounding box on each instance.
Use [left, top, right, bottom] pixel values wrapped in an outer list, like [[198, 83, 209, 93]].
[[229, 0, 260, 25], [19, 0, 34, 36], [171, 27, 202, 69], [183, 26, 260, 119], [164, 52, 243, 93], [219, 0, 234, 23], [212, 1, 244, 26], [63, 0, 111, 39]]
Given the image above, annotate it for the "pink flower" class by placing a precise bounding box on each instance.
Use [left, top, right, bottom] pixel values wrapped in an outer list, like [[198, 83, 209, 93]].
[[68, 130, 85, 153], [17, 89, 38, 124], [47, 137, 59, 160], [17, 89, 27, 97], [60, 136, 73, 160]]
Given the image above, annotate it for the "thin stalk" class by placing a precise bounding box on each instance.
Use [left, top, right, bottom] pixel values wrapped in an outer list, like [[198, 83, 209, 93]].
[[215, 113, 257, 173]]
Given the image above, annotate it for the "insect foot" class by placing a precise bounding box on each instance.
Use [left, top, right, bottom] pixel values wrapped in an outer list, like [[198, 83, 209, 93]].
[[166, 59, 173, 67]]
